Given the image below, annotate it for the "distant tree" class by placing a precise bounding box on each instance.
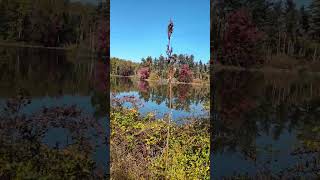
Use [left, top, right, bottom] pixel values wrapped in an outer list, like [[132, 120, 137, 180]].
[[310, 0, 320, 40], [300, 6, 310, 35], [146, 56, 153, 68], [284, 0, 298, 42]]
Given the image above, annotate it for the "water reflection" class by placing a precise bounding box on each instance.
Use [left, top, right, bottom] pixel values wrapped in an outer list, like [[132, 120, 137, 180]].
[[111, 77, 209, 121], [212, 70, 320, 179], [0, 47, 108, 179]]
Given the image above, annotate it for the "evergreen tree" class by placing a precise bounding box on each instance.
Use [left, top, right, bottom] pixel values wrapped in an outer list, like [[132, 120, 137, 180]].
[[300, 6, 310, 35], [310, 0, 320, 40]]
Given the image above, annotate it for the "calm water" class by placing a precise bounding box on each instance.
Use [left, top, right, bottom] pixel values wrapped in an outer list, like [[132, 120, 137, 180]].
[[111, 77, 209, 122], [0, 46, 108, 177], [212, 70, 320, 179]]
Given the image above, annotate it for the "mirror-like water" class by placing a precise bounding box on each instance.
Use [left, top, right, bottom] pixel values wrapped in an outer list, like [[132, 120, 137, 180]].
[[111, 77, 210, 122], [212, 70, 320, 179], [0, 46, 108, 178]]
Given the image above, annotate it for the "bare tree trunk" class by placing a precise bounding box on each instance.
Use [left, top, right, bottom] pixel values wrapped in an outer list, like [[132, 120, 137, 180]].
[[287, 40, 290, 56], [277, 32, 281, 55], [313, 47, 317, 62]]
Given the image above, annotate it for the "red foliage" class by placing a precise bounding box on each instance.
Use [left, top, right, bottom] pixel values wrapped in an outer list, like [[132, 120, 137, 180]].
[[138, 81, 149, 93], [221, 8, 265, 68], [177, 84, 191, 101], [216, 71, 258, 129], [137, 67, 150, 80], [178, 64, 193, 83]]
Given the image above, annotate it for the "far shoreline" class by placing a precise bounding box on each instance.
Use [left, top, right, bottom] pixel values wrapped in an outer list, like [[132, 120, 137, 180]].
[[111, 74, 209, 85], [0, 41, 75, 50], [212, 64, 320, 75]]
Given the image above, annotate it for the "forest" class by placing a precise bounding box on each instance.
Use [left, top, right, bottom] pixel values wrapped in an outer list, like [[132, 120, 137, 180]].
[[211, 0, 320, 70], [0, 0, 108, 52], [111, 54, 210, 83]]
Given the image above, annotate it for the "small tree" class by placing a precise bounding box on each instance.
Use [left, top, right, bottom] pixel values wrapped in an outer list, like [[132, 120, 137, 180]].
[[137, 67, 150, 80], [222, 8, 264, 68], [178, 64, 193, 83]]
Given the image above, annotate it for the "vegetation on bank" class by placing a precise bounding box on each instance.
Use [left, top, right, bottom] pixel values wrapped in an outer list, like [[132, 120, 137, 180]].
[[110, 96, 210, 179], [111, 55, 210, 83], [211, 0, 320, 70]]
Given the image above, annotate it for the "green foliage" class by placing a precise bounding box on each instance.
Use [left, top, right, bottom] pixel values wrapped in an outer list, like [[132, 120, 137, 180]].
[[150, 123, 210, 179], [2, 144, 105, 178], [0, 0, 106, 49], [112, 54, 209, 83], [111, 57, 139, 76], [148, 72, 160, 81], [110, 105, 209, 179], [0, 143, 97, 179]]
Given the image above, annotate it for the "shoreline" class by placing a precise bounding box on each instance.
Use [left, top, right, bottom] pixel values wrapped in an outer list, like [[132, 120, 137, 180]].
[[212, 65, 320, 75], [0, 41, 75, 50], [111, 74, 209, 85]]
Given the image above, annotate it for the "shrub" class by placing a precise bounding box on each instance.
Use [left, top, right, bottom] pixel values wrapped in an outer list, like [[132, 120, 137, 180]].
[[148, 72, 160, 81]]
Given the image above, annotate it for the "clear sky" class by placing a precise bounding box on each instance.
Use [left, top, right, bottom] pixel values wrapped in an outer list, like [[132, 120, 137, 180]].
[[110, 0, 210, 63]]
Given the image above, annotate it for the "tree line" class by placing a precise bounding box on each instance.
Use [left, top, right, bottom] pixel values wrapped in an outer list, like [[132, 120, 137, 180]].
[[111, 54, 209, 83], [0, 0, 107, 50], [211, 0, 320, 68]]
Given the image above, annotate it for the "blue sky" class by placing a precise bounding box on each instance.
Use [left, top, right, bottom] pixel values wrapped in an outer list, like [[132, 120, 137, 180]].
[[110, 0, 210, 63]]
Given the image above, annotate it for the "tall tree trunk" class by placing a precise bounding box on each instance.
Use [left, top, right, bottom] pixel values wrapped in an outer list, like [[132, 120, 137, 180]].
[[313, 47, 317, 62]]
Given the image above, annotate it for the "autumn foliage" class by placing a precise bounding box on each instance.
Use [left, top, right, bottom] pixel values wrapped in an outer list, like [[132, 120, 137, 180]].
[[137, 67, 150, 80], [178, 64, 193, 83], [221, 8, 264, 68]]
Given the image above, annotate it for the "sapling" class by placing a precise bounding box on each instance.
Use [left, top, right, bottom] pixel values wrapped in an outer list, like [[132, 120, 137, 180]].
[[165, 18, 179, 176]]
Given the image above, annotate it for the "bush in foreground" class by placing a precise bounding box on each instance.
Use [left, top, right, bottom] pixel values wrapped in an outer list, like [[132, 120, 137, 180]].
[[110, 97, 209, 179]]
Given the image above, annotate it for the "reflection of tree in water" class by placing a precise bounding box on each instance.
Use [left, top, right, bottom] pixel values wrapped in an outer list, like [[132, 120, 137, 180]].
[[0, 47, 99, 97], [0, 89, 107, 179], [138, 81, 151, 102], [110, 77, 134, 93], [91, 59, 108, 118], [111, 77, 210, 112], [138, 80, 149, 93], [212, 70, 320, 178], [173, 84, 192, 111], [0, 47, 109, 178], [214, 70, 263, 131]]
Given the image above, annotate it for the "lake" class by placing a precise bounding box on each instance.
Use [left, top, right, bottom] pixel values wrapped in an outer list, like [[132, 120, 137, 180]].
[[110, 76, 210, 178], [212, 70, 320, 179], [0, 46, 108, 178], [110, 77, 210, 123]]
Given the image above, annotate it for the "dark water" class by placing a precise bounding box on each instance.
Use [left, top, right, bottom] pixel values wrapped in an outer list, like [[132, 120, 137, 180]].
[[111, 77, 209, 122], [0, 47, 108, 178], [211, 70, 320, 179]]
